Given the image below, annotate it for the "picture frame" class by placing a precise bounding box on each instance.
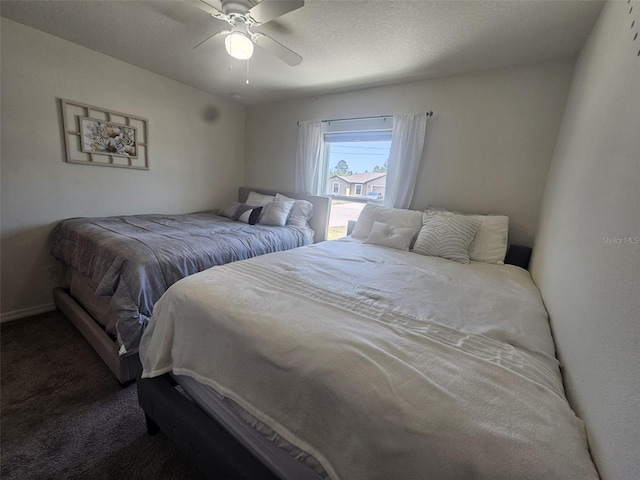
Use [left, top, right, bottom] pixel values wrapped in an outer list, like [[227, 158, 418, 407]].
[[60, 98, 149, 170], [80, 117, 139, 159]]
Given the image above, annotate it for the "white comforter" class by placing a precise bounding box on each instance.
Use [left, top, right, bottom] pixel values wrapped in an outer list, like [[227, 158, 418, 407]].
[[140, 238, 598, 480]]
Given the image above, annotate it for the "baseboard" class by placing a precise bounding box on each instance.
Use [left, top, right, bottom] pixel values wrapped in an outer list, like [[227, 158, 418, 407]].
[[1, 303, 57, 323]]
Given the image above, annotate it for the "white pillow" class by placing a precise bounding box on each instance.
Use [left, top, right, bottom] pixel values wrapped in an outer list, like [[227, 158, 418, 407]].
[[275, 193, 313, 227], [364, 222, 419, 251], [426, 206, 509, 264], [258, 200, 295, 227], [246, 191, 276, 207], [412, 213, 481, 264], [351, 203, 423, 240]]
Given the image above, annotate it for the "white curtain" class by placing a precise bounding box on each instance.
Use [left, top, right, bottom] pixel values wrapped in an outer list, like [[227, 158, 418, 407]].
[[295, 120, 326, 195], [384, 113, 428, 209]]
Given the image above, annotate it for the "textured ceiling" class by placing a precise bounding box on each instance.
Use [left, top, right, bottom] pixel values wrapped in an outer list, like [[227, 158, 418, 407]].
[[0, 0, 604, 105]]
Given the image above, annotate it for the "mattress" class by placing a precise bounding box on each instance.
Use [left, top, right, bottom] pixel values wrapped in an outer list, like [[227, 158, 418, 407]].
[[174, 374, 326, 480], [141, 237, 599, 480]]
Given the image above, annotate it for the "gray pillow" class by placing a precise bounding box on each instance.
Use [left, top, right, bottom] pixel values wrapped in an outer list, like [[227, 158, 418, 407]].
[[246, 191, 276, 207], [218, 201, 241, 219], [364, 222, 419, 251], [412, 213, 481, 264], [258, 200, 295, 226], [275, 193, 313, 227]]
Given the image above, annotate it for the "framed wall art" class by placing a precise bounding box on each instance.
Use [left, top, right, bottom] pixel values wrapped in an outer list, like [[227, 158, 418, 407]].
[[80, 117, 138, 159], [60, 99, 149, 170]]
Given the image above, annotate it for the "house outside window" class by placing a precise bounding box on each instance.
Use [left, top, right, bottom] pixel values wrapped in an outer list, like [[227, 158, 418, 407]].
[[322, 121, 392, 239]]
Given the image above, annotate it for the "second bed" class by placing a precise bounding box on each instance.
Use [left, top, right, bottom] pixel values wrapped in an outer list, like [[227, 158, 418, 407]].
[[50, 187, 330, 383]]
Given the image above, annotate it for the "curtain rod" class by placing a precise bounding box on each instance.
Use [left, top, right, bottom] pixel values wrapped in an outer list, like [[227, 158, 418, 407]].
[[297, 111, 433, 126]]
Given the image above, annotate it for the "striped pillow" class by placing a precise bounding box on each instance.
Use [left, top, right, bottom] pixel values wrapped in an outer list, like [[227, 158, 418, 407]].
[[426, 206, 509, 264], [233, 204, 263, 225], [412, 213, 481, 264]]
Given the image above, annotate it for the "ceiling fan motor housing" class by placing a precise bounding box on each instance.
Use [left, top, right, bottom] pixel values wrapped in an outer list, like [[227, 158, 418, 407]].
[[222, 0, 256, 16]]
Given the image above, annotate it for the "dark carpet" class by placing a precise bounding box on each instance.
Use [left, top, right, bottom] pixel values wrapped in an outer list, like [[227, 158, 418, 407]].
[[1, 310, 204, 479]]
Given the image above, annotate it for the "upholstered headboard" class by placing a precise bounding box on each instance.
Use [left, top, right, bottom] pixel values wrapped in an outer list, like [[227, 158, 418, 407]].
[[238, 187, 331, 243]]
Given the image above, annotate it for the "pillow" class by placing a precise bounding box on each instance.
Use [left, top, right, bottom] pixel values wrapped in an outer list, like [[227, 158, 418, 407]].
[[246, 191, 275, 207], [364, 222, 419, 251], [218, 201, 241, 219], [232, 204, 263, 225], [275, 193, 314, 227], [426, 206, 509, 264], [412, 213, 481, 264], [351, 203, 423, 240], [258, 200, 295, 227]]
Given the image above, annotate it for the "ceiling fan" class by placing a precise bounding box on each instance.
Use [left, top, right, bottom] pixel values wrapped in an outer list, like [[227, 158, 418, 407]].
[[191, 0, 304, 66]]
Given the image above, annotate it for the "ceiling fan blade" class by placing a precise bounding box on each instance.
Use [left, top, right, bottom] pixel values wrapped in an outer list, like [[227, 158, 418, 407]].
[[253, 33, 302, 66], [194, 30, 230, 53], [188, 0, 224, 17], [248, 0, 304, 24]]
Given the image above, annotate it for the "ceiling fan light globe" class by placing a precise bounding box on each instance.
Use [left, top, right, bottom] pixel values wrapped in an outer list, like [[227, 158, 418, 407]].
[[225, 32, 254, 60]]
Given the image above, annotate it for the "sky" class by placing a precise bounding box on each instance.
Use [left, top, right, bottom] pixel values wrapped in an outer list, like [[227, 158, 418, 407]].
[[328, 141, 391, 174]]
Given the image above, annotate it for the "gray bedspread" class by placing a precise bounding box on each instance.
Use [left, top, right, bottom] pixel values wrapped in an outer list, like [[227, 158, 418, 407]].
[[50, 212, 314, 354]]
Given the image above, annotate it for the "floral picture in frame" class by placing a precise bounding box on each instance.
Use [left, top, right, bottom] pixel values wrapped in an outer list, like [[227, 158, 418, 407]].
[[80, 117, 138, 159]]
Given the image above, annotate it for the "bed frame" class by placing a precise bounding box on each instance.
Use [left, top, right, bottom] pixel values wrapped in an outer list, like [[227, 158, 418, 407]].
[[137, 244, 532, 478], [138, 374, 278, 479], [52, 188, 331, 384]]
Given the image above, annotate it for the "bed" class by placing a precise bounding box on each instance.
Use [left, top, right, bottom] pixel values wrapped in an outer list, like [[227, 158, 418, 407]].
[[137, 205, 599, 480], [50, 187, 331, 384]]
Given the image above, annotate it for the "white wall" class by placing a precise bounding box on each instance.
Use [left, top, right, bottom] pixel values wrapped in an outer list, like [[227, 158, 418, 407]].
[[0, 18, 246, 319], [245, 61, 575, 246], [530, 2, 640, 479]]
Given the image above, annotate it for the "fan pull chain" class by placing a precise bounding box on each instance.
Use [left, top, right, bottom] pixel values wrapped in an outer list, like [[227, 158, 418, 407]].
[[246, 58, 250, 85]]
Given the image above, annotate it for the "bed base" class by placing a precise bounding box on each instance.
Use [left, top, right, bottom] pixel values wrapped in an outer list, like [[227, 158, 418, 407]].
[[137, 373, 278, 480], [52, 287, 141, 384]]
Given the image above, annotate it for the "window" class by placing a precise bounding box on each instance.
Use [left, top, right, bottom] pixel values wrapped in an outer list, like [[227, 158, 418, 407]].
[[323, 125, 392, 240], [324, 130, 392, 199]]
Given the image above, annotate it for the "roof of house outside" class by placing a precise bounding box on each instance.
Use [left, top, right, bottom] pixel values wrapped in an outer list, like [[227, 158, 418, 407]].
[[330, 172, 386, 184]]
